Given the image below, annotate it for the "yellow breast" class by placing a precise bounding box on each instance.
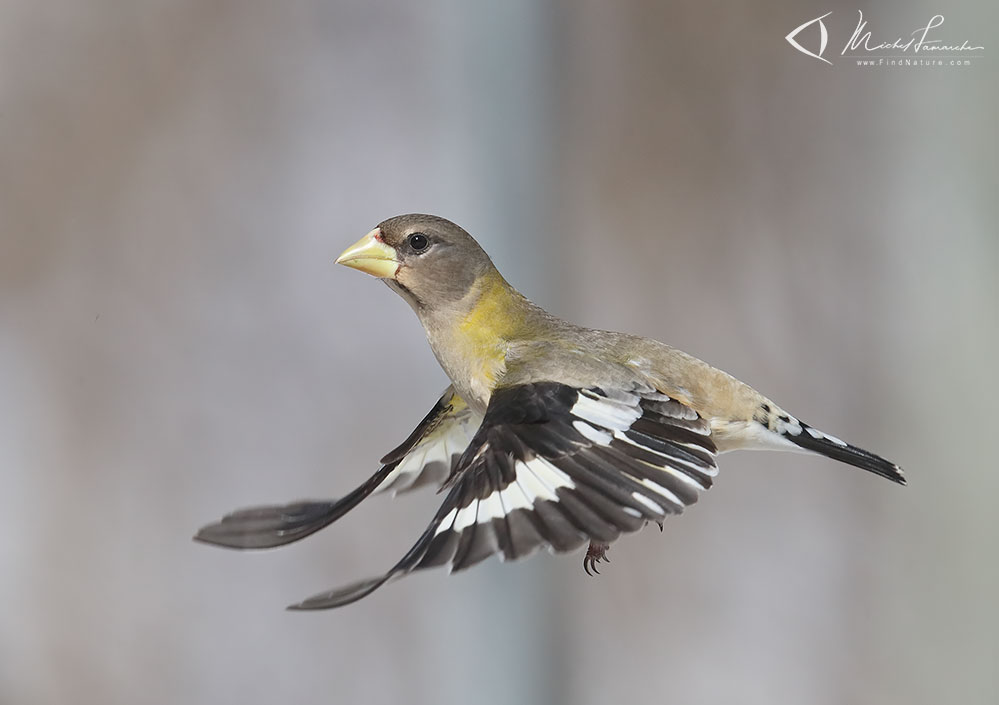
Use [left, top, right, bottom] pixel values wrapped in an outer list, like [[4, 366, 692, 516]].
[[454, 275, 517, 391], [421, 270, 541, 411]]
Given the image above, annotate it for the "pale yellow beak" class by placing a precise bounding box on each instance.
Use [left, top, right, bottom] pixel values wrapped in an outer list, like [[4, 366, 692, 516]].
[[335, 228, 400, 279]]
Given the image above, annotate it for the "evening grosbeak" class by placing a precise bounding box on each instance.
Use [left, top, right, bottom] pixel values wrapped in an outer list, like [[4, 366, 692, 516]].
[[195, 214, 905, 609]]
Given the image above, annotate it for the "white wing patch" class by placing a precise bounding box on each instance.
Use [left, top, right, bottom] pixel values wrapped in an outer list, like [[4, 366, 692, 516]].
[[433, 456, 575, 538], [571, 390, 642, 430], [573, 420, 613, 445], [428, 387, 716, 555], [375, 403, 482, 495]]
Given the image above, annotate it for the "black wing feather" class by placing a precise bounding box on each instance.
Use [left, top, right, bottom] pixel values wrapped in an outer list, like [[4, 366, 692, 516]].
[[193, 466, 396, 549], [291, 381, 718, 608], [195, 387, 475, 550]]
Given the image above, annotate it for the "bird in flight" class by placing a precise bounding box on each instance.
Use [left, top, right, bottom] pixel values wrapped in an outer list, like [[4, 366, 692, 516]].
[[195, 214, 905, 609]]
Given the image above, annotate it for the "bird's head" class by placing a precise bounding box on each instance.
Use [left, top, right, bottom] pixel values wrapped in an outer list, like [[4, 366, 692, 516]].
[[336, 214, 496, 311]]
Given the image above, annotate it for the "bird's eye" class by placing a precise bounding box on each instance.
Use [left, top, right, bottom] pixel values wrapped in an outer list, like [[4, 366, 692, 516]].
[[408, 233, 430, 252]]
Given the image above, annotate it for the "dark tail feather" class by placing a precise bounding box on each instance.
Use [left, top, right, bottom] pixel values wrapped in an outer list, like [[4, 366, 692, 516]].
[[787, 422, 906, 485], [194, 462, 397, 549]]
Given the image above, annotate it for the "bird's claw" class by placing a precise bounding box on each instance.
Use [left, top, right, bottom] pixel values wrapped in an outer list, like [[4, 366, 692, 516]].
[[583, 541, 610, 576]]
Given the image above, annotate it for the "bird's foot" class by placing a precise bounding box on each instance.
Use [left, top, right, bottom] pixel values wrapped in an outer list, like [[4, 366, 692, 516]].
[[583, 541, 610, 576]]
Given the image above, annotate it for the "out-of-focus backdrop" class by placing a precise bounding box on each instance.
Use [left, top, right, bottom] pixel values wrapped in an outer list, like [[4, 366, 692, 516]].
[[2, 1, 996, 704]]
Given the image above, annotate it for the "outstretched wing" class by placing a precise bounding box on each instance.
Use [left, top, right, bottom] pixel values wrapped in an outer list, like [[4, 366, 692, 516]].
[[373, 391, 480, 494], [193, 387, 481, 549], [289, 381, 718, 609]]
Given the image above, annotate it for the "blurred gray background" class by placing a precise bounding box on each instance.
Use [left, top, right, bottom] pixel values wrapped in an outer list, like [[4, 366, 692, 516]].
[[2, 1, 996, 704]]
